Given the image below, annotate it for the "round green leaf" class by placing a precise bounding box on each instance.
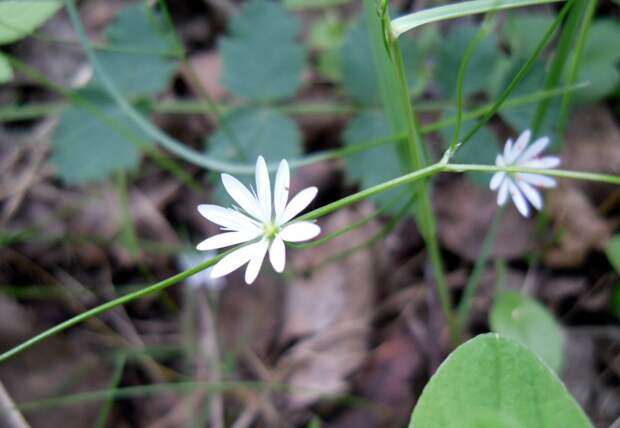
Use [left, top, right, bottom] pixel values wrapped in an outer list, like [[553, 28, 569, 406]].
[[409, 334, 592, 428], [490, 291, 564, 372]]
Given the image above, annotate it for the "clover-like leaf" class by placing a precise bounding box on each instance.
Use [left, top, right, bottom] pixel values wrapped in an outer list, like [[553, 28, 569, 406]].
[[94, 3, 179, 98], [490, 291, 564, 373], [51, 89, 151, 184], [409, 334, 592, 428], [219, 0, 305, 102]]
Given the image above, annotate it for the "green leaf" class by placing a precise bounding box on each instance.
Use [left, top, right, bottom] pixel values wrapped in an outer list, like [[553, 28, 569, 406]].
[[0, 1, 62, 45], [219, 0, 305, 101], [94, 4, 178, 98], [605, 234, 620, 274], [490, 291, 564, 372], [504, 13, 555, 59], [340, 15, 381, 105], [498, 60, 560, 145], [436, 24, 502, 98], [409, 334, 592, 428], [0, 52, 13, 83], [399, 26, 438, 97], [343, 111, 404, 209], [284, 0, 353, 9], [575, 19, 620, 104], [51, 89, 151, 184], [206, 107, 302, 203]]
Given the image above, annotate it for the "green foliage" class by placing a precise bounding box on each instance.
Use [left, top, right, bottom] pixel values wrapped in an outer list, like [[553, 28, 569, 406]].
[[51, 4, 178, 183], [574, 19, 620, 104], [343, 111, 403, 208], [0, 53, 13, 83], [605, 234, 620, 273], [436, 24, 503, 98], [52, 89, 151, 184], [409, 334, 592, 428], [504, 13, 555, 59], [0, 0, 61, 45], [206, 108, 302, 202], [399, 27, 439, 98], [340, 16, 381, 105], [94, 4, 179, 98], [284, 0, 353, 9], [309, 12, 345, 82], [490, 291, 564, 372], [219, 0, 305, 101]]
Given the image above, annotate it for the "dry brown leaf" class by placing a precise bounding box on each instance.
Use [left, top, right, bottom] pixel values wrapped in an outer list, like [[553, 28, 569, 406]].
[[276, 204, 379, 408], [434, 177, 535, 261]]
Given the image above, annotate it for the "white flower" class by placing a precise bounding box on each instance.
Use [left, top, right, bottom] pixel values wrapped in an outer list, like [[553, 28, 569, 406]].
[[196, 156, 320, 284], [490, 129, 560, 217]]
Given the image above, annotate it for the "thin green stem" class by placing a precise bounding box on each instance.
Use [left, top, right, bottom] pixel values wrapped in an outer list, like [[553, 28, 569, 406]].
[[449, 15, 495, 154], [559, 0, 597, 129], [93, 353, 126, 428], [457, 206, 505, 325], [460, 0, 574, 146], [0, 252, 228, 363]]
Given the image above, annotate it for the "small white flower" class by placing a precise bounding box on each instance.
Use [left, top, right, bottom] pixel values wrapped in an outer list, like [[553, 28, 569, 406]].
[[196, 156, 320, 284], [490, 129, 560, 217]]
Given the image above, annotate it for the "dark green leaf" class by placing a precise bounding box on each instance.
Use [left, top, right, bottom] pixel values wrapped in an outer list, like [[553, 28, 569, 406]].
[[409, 334, 592, 428], [0, 53, 13, 83], [206, 107, 302, 203], [504, 13, 555, 59], [94, 4, 178, 98], [343, 111, 404, 209], [575, 19, 620, 104], [490, 291, 564, 372], [219, 0, 305, 101], [611, 283, 620, 320], [436, 24, 502, 98], [52, 89, 151, 183]]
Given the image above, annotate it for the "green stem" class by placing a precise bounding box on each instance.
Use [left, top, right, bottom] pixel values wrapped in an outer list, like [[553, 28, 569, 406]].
[[1, 160, 617, 363], [559, 0, 597, 129], [0, 253, 228, 363]]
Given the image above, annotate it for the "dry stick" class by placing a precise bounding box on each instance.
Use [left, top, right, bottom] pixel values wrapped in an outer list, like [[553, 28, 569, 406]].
[[0, 381, 31, 428]]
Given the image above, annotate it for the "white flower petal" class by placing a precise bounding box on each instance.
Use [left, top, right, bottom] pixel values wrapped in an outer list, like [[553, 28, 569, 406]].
[[197, 204, 260, 233], [508, 180, 530, 217], [503, 138, 513, 160], [196, 230, 259, 251], [279, 187, 318, 225], [522, 156, 561, 169], [221, 173, 263, 220], [255, 156, 272, 222], [279, 221, 321, 242], [274, 159, 290, 222], [516, 180, 543, 211], [497, 179, 509, 206], [506, 129, 531, 164], [518, 136, 550, 162], [244, 239, 269, 284], [496, 153, 505, 167], [269, 236, 286, 273], [517, 173, 557, 188], [210, 244, 257, 279], [490, 172, 505, 191]]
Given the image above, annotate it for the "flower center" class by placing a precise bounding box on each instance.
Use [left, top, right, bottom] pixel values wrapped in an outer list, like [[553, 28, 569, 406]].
[[262, 223, 280, 240]]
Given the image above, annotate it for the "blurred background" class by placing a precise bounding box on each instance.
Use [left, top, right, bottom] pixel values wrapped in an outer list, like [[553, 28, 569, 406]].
[[0, 0, 620, 427]]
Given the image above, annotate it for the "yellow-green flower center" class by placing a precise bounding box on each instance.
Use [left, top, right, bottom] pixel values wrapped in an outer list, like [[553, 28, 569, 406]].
[[262, 223, 280, 240]]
